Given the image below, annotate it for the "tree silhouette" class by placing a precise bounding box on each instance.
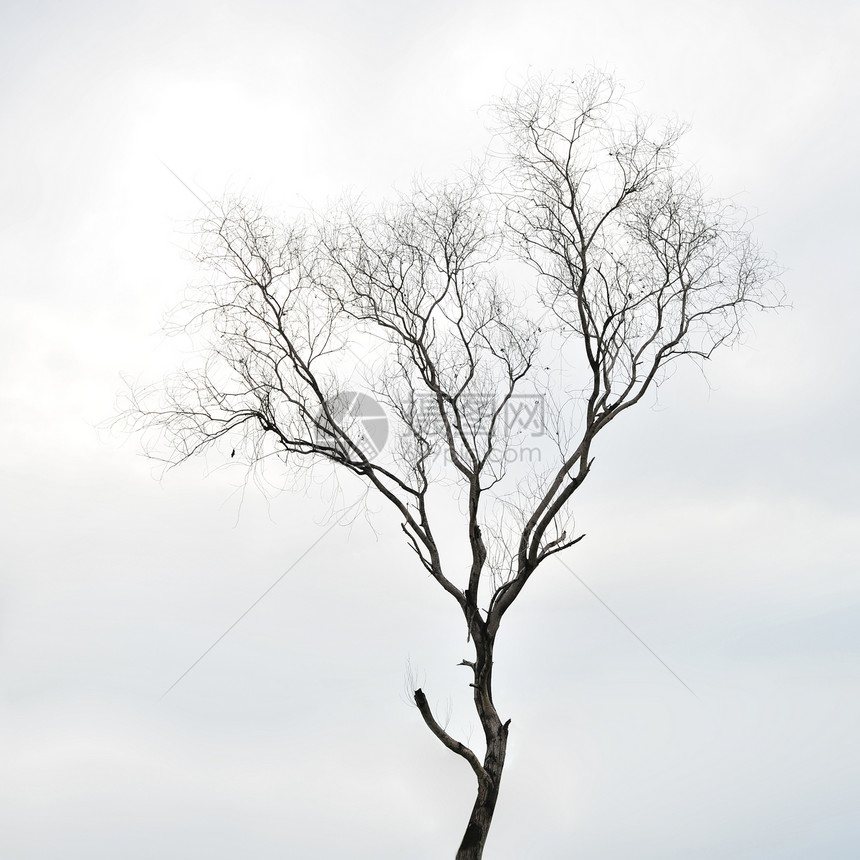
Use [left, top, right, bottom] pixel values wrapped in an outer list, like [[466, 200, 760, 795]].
[[122, 71, 782, 858]]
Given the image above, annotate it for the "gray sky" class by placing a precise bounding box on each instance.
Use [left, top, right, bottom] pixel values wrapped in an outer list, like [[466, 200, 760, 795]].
[[1, 1, 859, 857]]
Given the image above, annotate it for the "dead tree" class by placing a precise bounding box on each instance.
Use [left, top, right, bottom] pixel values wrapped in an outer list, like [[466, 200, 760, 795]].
[[122, 71, 782, 858]]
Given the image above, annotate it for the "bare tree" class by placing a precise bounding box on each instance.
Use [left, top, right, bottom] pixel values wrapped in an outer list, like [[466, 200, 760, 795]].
[[122, 71, 782, 858]]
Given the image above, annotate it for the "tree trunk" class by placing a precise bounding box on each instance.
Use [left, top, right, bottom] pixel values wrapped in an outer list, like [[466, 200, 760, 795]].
[[455, 723, 508, 859], [414, 606, 510, 858], [454, 619, 509, 860]]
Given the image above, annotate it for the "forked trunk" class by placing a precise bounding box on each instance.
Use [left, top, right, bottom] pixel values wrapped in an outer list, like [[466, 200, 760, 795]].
[[414, 608, 510, 858], [456, 726, 508, 859], [455, 620, 510, 859]]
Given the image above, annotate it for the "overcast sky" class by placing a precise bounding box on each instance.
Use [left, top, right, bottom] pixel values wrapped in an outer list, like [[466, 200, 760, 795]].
[[1, 1, 859, 857]]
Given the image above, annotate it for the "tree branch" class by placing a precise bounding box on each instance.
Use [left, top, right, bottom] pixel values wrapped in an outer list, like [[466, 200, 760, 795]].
[[413, 688, 490, 788]]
